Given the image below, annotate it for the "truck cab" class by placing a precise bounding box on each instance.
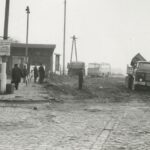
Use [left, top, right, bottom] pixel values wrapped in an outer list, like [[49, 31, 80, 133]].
[[126, 61, 150, 90]]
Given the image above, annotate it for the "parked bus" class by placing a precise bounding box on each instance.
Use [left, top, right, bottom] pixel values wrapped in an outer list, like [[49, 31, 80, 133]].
[[87, 63, 100, 77], [99, 63, 111, 77]]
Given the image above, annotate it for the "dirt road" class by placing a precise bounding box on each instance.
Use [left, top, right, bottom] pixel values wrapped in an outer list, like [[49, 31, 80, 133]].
[[46, 75, 150, 103], [0, 76, 150, 149]]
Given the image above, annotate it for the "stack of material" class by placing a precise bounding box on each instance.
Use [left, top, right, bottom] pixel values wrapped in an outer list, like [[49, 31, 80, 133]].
[[130, 53, 146, 67], [67, 61, 85, 76]]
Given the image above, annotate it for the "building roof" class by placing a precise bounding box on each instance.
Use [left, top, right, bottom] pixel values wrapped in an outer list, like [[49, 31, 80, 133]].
[[11, 43, 56, 49]]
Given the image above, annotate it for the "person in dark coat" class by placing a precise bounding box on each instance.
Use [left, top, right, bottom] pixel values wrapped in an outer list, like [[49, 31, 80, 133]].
[[34, 65, 38, 83], [22, 65, 28, 83], [78, 69, 84, 90], [11, 64, 22, 90], [38, 64, 45, 83]]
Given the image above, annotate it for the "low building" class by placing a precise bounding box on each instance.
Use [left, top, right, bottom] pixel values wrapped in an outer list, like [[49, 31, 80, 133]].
[[7, 43, 56, 76]]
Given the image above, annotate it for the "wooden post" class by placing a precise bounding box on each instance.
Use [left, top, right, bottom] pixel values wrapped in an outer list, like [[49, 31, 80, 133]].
[[0, 0, 10, 93]]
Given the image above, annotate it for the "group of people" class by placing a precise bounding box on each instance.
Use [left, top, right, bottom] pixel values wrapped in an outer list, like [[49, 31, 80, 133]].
[[33, 64, 45, 83], [11, 64, 45, 90], [11, 63, 84, 91]]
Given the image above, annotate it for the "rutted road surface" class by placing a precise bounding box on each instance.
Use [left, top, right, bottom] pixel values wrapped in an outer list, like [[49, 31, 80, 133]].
[[0, 76, 150, 150]]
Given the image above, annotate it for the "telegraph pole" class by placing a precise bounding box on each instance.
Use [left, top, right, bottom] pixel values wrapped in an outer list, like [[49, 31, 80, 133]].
[[63, 0, 66, 75], [25, 6, 30, 67], [3, 0, 10, 40]]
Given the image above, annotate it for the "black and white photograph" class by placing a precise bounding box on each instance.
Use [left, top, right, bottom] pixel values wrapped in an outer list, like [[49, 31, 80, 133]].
[[0, 0, 150, 149]]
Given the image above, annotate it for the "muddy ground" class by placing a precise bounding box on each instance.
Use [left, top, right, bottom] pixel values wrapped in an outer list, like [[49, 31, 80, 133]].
[[1, 75, 150, 149], [46, 75, 150, 103]]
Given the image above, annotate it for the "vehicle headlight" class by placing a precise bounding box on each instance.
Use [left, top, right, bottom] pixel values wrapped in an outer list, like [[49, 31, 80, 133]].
[[139, 78, 143, 82]]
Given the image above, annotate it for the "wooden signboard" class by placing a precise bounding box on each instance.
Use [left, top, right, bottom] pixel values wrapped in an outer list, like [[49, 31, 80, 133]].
[[0, 45, 10, 56], [0, 40, 10, 56]]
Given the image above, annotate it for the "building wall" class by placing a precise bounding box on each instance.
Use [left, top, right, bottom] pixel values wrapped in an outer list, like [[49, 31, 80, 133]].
[[7, 44, 55, 76]]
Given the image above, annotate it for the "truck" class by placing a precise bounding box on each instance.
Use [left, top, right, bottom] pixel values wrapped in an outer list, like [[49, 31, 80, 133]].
[[125, 53, 150, 90], [87, 62, 111, 77], [87, 63, 101, 77], [67, 61, 85, 76], [99, 63, 111, 77]]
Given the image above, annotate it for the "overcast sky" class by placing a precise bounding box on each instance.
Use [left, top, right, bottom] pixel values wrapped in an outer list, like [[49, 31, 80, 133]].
[[1, 0, 150, 73]]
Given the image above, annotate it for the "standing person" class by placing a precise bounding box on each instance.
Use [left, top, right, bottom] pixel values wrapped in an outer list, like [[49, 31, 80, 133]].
[[38, 64, 45, 83], [78, 69, 84, 90], [34, 65, 38, 83], [22, 65, 28, 83], [11, 64, 22, 90]]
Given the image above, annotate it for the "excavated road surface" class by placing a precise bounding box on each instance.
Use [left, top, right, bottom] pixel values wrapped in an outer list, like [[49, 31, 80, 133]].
[[0, 76, 150, 150]]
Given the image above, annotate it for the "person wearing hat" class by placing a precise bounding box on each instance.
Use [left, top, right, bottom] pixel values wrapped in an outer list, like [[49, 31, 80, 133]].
[[11, 64, 22, 90]]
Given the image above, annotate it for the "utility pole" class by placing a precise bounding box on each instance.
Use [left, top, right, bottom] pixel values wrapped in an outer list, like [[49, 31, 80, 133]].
[[25, 6, 30, 68], [63, 0, 66, 75], [3, 0, 10, 40], [0, 0, 10, 93]]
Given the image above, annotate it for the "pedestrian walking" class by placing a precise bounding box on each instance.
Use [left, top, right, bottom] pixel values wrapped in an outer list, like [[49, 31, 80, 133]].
[[78, 69, 84, 90], [38, 64, 45, 83], [22, 65, 28, 84], [34, 65, 38, 83], [11, 64, 22, 90]]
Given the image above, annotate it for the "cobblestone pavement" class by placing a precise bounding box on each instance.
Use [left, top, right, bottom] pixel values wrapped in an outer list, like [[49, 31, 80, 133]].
[[0, 82, 50, 101], [103, 101, 150, 150], [0, 82, 150, 149], [0, 102, 122, 150]]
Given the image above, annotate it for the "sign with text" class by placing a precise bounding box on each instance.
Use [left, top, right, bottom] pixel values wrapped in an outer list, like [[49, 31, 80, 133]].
[[0, 40, 10, 45], [0, 40, 11, 56], [0, 45, 10, 56]]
